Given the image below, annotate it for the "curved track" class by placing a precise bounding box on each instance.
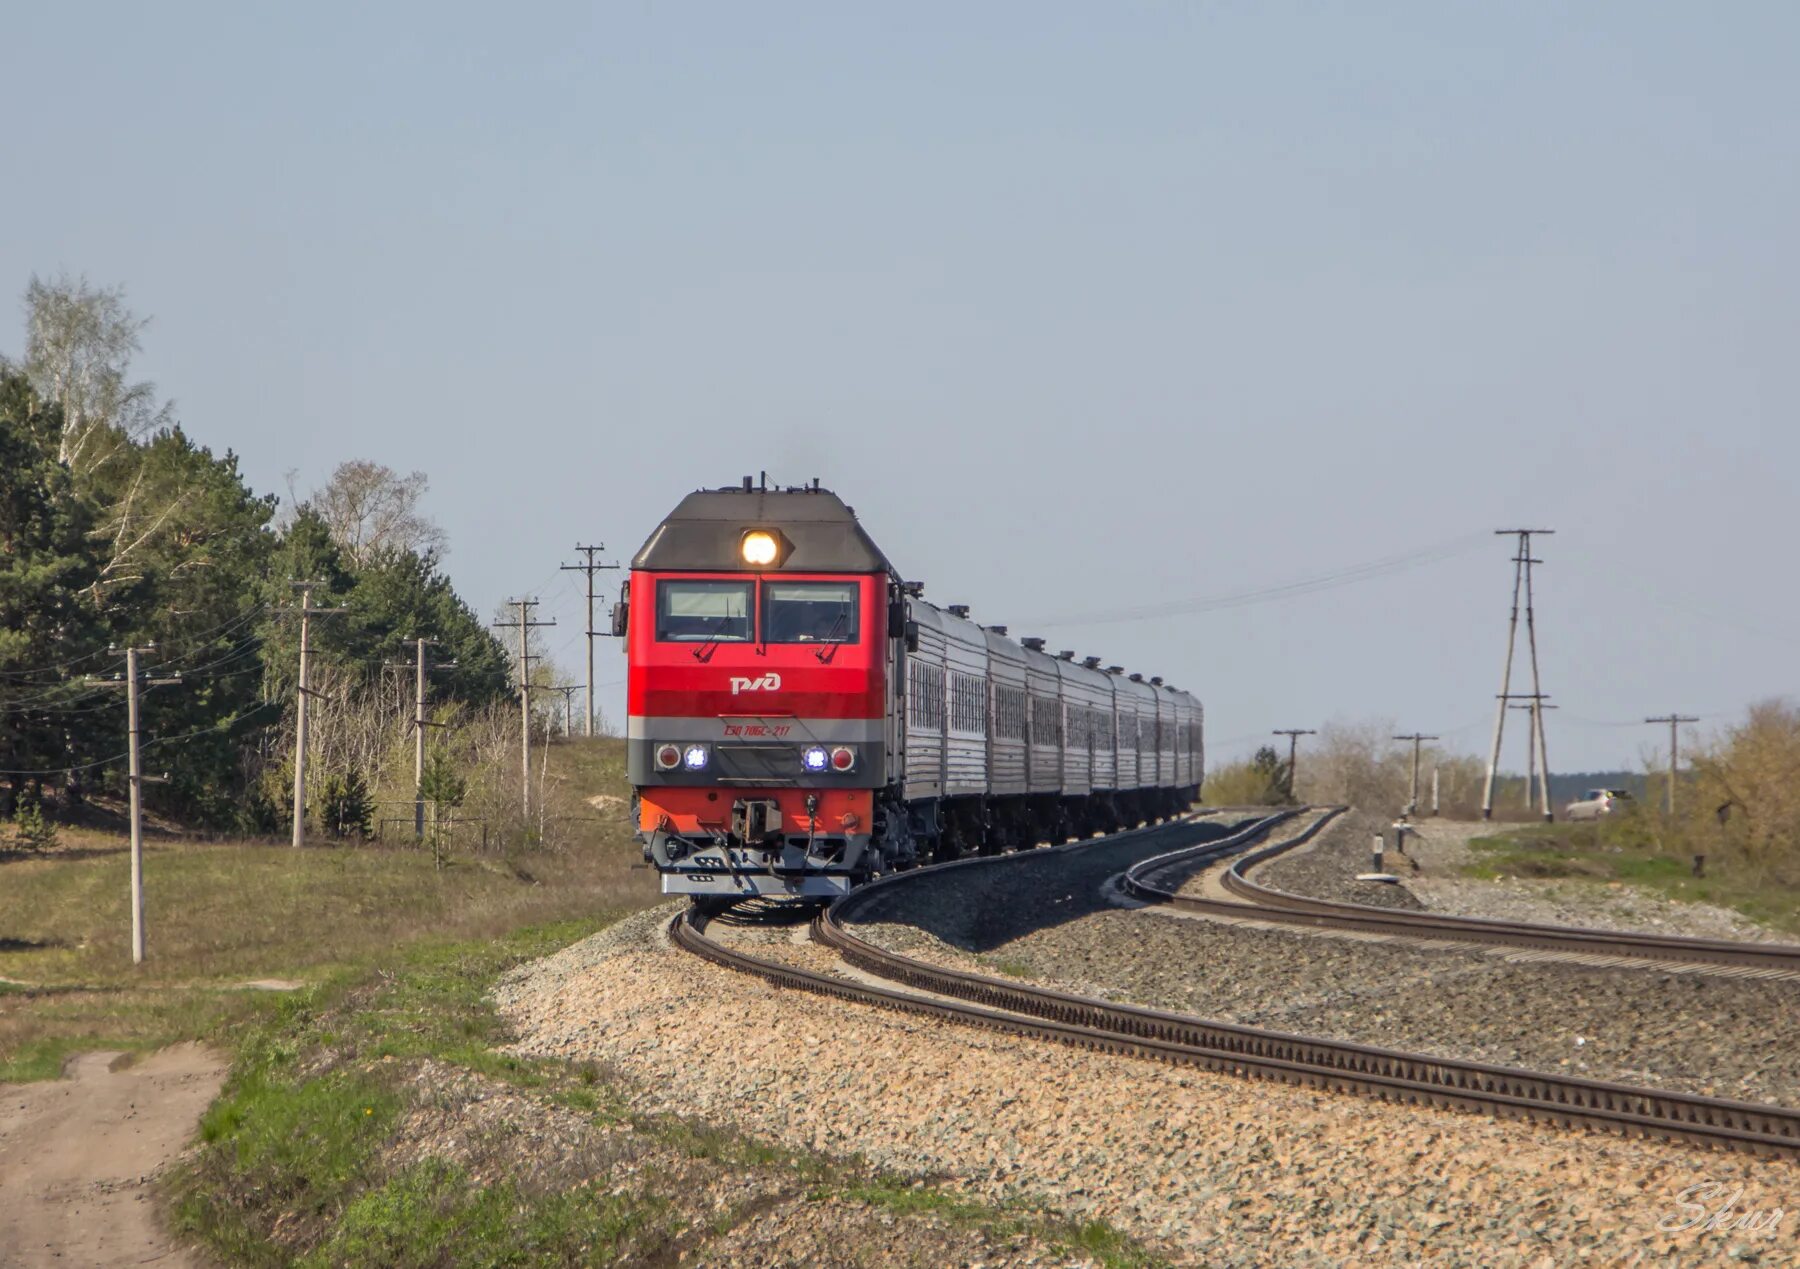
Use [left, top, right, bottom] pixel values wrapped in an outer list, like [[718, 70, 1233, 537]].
[[673, 812, 1800, 1159], [1125, 809, 1800, 972]]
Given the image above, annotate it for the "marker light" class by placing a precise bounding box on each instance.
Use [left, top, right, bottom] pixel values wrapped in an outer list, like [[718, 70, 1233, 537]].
[[741, 531, 779, 566], [683, 744, 710, 771], [830, 746, 856, 772], [654, 744, 681, 771], [801, 746, 829, 772]]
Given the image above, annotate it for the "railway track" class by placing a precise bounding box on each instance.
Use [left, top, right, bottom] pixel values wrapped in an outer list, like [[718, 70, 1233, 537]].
[[672, 811, 1800, 1159], [1125, 809, 1800, 973]]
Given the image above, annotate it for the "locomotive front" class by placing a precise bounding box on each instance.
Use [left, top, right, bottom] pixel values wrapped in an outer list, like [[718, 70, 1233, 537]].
[[623, 481, 894, 898]]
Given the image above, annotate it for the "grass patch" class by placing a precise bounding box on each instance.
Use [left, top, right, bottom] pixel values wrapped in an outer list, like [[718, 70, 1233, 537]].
[[169, 914, 1168, 1267], [0, 739, 657, 1082], [312, 1159, 669, 1269], [1463, 824, 1800, 935], [840, 1178, 1162, 1268]]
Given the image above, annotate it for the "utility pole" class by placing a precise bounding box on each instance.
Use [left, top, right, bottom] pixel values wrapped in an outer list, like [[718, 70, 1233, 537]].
[[1272, 729, 1316, 804], [1481, 530, 1556, 822], [560, 545, 619, 737], [1505, 698, 1557, 809], [89, 646, 181, 964], [1392, 733, 1438, 813], [543, 684, 581, 740], [385, 639, 455, 838], [1645, 714, 1699, 815], [493, 599, 555, 818], [281, 584, 347, 848]]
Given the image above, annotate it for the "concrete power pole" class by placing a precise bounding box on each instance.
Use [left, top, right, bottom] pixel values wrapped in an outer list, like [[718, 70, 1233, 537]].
[[89, 646, 181, 964], [560, 545, 619, 737], [1392, 733, 1438, 814], [1645, 714, 1699, 815], [1481, 530, 1556, 822], [1272, 729, 1316, 804], [493, 599, 555, 818], [387, 638, 455, 839], [285, 583, 347, 848], [543, 684, 581, 739]]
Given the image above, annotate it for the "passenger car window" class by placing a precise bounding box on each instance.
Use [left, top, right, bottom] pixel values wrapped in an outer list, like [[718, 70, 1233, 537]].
[[656, 581, 753, 642], [763, 582, 859, 643]]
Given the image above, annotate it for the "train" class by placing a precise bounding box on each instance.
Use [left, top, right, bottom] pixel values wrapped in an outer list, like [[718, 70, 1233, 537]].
[[618, 479, 1204, 898]]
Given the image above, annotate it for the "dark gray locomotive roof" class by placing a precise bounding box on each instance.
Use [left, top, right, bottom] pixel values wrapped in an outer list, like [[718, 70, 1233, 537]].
[[631, 484, 893, 573]]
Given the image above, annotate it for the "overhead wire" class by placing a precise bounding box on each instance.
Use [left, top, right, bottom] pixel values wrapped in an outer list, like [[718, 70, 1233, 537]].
[[1021, 531, 1491, 630]]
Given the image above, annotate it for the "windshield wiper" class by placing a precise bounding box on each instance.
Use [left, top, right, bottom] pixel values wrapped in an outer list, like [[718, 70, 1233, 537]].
[[813, 609, 849, 663], [693, 614, 735, 662]]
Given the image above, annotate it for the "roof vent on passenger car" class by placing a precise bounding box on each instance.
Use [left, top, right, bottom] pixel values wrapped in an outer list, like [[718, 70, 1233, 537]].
[[1128, 673, 1144, 682], [947, 604, 971, 619], [1058, 650, 1075, 660], [1083, 656, 1103, 669], [1150, 676, 1164, 686], [1020, 637, 1047, 652], [986, 625, 1008, 635], [902, 581, 925, 597], [1106, 665, 1124, 674]]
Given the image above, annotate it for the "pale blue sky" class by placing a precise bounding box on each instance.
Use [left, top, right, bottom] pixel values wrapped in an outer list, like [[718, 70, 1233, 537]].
[[5, 3, 1796, 771]]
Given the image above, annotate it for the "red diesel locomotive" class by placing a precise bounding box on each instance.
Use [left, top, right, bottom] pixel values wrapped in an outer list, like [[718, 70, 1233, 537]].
[[620, 480, 1203, 899]]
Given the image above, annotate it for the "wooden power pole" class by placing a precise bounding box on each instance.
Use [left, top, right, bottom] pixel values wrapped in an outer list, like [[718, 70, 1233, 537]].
[[1272, 728, 1315, 803], [1645, 714, 1699, 815], [560, 545, 618, 737], [493, 599, 555, 818]]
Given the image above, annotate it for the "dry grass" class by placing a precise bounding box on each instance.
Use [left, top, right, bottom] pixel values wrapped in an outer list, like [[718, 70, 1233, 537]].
[[0, 739, 659, 1080]]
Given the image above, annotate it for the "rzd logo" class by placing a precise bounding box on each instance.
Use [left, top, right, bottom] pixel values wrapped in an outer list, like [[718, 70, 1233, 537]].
[[729, 672, 782, 695]]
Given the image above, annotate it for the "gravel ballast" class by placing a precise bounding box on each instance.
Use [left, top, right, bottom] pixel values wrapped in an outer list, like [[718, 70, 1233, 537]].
[[495, 899, 1797, 1266], [852, 814, 1800, 1106]]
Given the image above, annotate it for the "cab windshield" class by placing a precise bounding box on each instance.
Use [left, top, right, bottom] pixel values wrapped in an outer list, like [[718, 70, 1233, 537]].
[[656, 581, 753, 641], [762, 581, 860, 643]]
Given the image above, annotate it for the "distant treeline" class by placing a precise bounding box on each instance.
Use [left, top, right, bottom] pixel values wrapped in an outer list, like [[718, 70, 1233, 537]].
[[1, 276, 511, 829]]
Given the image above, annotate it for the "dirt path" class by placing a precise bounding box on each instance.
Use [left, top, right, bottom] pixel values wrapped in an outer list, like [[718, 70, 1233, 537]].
[[0, 1044, 226, 1268]]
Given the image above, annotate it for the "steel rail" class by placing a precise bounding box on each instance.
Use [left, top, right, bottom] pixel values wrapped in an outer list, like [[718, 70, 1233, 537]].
[[670, 813, 1800, 1158], [1123, 810, 1800, 971]]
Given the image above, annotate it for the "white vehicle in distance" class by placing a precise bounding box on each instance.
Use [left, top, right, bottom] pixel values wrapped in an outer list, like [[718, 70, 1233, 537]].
[[1565, 788, 1633, 821]]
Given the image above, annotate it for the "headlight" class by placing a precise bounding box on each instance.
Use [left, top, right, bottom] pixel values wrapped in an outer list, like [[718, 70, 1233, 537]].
[[654, 744, 681, 771], [801, 746, 829, 772], [741, 531, 778, 566], [683, 744, 710, 771], [830, 746, 856, 772]]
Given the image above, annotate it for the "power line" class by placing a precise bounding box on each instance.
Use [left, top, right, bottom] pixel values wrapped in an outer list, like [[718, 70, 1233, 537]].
[[1023, 532, 1489, 629]]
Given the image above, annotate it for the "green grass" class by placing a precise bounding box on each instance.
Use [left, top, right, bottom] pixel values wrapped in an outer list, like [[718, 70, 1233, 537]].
[[0, 739, 658, 1082], [309, 1159, 669, 1269], [838, 1178, 1162, 1268], [10, 736, 1167, 1264], [1462, 824, 1800, 936], [167, 915, 1166, 1267]]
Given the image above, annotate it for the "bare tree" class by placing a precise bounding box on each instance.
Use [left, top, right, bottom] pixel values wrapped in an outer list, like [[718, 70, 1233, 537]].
[[20, 273, 173, 472], [313, 460, 447, 565]]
